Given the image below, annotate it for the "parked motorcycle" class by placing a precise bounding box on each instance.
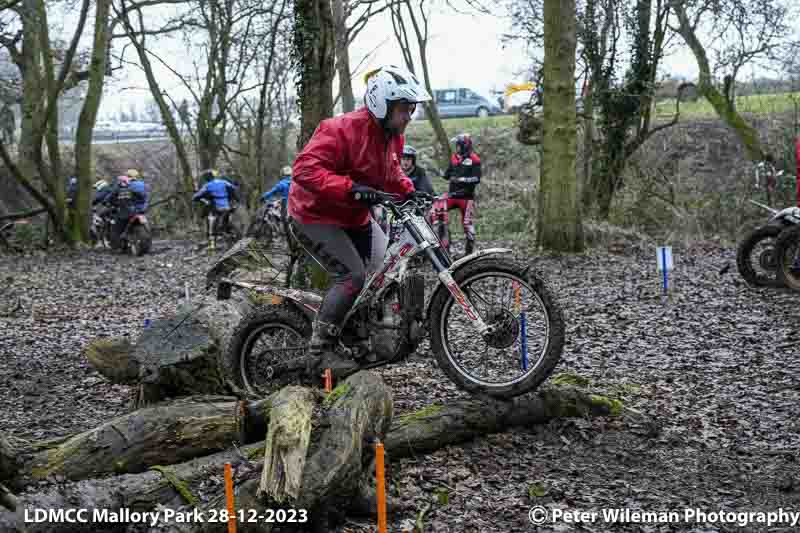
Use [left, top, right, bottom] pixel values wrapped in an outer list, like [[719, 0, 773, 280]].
[[94, 207, 152, 256], [208, 192, 565, 400], [736, 199, 800, 287]]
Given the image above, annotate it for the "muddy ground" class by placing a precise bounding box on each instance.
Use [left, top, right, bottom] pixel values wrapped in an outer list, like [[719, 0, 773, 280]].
[[1, 236, 799, 532]]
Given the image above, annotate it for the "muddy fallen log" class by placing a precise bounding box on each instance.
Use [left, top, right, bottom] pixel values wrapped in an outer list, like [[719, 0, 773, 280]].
[[84, 293, 255, 406], [1, 396, 273, 488], [0, 441, 265, 531], [384, 385, 622, 458], [190, 370, 394, 533], [0, 371, 394, 533], [0, 373, 622, 532], [2, 380, 617, 488]]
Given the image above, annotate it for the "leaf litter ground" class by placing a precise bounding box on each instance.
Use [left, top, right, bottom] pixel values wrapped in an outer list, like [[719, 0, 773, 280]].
[[1, 238, 799, 532]]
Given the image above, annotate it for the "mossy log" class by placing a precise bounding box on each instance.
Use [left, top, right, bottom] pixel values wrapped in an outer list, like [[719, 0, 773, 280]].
[[2, 382, 616, 490], [0, 372, 394, 533], [0, 441, 265, 531], [193, 371, 394, 533], [1, 396, 273, 488], [84, 294, 254, 406], [384, 385, 621, 459], [0, 375, 619, 531]]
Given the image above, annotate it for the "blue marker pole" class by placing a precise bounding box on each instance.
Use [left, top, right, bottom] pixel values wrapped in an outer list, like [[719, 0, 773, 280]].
[[661, 247, 668, 296], [520, 312, 528, 371]]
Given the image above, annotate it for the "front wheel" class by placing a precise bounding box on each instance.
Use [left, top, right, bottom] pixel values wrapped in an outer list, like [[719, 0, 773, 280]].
[[774, 225, 800, 291], [429, 257, 564, 398]]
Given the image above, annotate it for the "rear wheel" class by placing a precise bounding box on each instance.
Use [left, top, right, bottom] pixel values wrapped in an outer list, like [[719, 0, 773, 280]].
[[224, 303, 312, 395], [129, 224, 151, 256], [429, 257, 564, 398], [775, 225, 800, 291], [736, 225, 784, 287]]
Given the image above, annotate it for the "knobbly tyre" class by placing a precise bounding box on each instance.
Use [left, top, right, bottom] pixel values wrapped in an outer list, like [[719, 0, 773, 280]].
[[771, 223, 800, 291], [736, 199, 800, 287], [208, 192, 565, 400]]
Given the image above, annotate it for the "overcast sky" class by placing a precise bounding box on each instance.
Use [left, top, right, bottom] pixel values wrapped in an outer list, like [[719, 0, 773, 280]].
[[97, 3, 743, 119]]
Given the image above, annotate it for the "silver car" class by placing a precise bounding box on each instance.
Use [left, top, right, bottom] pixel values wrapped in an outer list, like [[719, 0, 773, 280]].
[[416, 88, 504, 119]]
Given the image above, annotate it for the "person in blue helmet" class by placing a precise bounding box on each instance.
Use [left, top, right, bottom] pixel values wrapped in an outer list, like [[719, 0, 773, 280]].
[[260, 165, 292, 223]]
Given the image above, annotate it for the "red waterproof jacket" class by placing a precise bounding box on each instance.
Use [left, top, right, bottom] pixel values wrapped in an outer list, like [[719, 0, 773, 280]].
[[288, 107, 415, 227]]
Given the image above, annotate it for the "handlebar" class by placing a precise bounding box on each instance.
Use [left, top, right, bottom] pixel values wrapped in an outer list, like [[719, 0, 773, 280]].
[[372, 191, 434, 218]]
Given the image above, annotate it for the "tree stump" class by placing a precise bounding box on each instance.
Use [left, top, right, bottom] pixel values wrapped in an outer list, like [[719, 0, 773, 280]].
[[84, 293, 255, 407]]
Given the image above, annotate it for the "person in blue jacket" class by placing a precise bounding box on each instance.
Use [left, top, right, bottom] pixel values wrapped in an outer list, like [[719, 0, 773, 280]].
[[260, 166, 292, 222], [126, 169, 149, 213], [193, 168, 239, 234], [193, 168, 239, 211]]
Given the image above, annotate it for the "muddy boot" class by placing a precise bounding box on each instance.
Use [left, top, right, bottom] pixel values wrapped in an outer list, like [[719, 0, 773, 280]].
[[307, 320, 359, 380]]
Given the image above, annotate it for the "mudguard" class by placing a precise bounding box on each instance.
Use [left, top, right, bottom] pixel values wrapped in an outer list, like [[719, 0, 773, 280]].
[[216, 277, 321, 321], [424, 247, 514, 323]]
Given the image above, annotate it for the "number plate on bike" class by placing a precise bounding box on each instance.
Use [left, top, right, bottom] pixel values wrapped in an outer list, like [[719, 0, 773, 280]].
[[410, 215, 437, 242]]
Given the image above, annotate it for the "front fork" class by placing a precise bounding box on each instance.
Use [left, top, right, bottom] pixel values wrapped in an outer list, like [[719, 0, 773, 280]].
[[423, 244, 490, 336]]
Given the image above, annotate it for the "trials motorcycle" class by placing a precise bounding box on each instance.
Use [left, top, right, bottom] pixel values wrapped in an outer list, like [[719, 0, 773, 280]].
[[208, 192, 565, 399], [736, 199, 800, 287]]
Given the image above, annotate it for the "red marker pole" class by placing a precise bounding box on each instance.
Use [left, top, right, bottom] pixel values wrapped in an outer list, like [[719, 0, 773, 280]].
[[375, 441, 387, 533], [224, 463, 236, 533]]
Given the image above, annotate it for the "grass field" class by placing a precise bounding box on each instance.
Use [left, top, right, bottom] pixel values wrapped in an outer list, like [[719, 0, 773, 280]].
[[405, 91, 800, 144], [655, 91, 800, 118]]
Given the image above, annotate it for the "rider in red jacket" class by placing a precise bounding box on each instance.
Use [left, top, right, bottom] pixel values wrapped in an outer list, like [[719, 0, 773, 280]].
[[288, 64, 432, 375]]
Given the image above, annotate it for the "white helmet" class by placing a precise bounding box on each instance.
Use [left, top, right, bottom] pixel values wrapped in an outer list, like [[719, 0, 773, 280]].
[[364, 65, 431, 120], [94, 179, 108, 191], [281, 166, 292, 177]]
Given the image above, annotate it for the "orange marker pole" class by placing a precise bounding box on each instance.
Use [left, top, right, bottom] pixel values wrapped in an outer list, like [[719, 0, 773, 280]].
[[513, 280, 521, 313], [224, 462, 236, 533], [324, 368, 332, 392], [375, 440, 387, 533]]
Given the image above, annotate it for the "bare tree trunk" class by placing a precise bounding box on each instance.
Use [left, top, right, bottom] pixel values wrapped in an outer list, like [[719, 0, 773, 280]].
[[332, 0, 355, 113], [295, 0, 336, 149], [390, 0, 451, 168], [73, 0, 111, 242], [581, 84, 594, 210], [255, 0, 289, 184], [672, 2, 765, 162], [538, 0, 583, 251], [116, 5, 194, 199]]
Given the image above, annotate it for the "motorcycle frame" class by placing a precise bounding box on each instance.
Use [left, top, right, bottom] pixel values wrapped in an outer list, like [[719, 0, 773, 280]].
[[339, 199, 510, 337], [215, 198, 514, 339], [748, 200, 800, 226]]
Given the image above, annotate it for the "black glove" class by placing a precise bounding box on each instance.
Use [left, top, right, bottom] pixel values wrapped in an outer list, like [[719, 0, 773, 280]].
[[407, 190, 432, 203], [351, 184, 382, 205]]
